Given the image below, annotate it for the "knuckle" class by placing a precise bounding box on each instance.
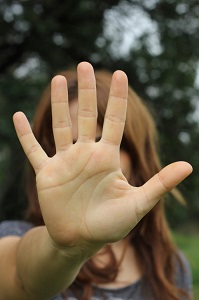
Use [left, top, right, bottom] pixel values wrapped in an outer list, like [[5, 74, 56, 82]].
[[105, 114, 125, 123], [78, 109, 97, 118], [26, 143, 40, 156], [53, 121, 71, 129]]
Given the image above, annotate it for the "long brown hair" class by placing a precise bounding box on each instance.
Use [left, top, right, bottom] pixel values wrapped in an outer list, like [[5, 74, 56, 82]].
[[25, 69, 190, 300]]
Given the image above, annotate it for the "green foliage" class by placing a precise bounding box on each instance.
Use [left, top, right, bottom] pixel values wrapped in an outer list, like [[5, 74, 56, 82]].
[[174, 232, 199, 299], [0, 0, 199, 225]]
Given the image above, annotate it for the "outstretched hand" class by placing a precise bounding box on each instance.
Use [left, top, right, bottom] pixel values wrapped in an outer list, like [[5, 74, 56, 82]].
[[13, 62, 192, 252]]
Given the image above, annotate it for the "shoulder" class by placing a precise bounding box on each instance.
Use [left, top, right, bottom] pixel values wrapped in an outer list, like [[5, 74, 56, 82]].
[[0, 220, 34, 237], [174, 251, 192, 293]]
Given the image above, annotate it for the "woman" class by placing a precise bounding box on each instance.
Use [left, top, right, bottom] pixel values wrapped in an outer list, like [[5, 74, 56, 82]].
[[0, 62, 192, 300]]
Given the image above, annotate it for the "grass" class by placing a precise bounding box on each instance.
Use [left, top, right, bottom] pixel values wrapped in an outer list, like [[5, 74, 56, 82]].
[[173, 232, 199, 299]]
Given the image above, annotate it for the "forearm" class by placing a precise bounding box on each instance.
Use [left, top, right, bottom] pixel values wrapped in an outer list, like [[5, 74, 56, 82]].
[[16, 226, 92, 300]]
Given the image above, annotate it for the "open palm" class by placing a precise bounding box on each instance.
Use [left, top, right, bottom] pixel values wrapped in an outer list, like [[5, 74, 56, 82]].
[[13, 62, 192, 251]]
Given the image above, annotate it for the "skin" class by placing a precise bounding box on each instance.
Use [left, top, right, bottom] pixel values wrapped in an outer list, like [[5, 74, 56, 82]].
[[69, 99, 132, 182], [69, 99, 139, 288], [0, 62, 192, 300]]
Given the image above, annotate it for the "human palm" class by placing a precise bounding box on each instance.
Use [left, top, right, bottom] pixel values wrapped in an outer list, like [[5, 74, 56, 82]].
[[13, 62, 192, 251]]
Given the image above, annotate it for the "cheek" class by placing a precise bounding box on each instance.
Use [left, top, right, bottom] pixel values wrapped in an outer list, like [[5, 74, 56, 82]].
[[120, 150, 132, 181]]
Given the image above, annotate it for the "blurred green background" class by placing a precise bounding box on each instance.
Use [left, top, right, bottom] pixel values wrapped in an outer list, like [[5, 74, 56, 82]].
[[174, 233, 199, 299], [0, 0, 199, 296]]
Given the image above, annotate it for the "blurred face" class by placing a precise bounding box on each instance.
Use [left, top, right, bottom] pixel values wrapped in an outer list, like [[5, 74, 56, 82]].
[[69, 100, 132, 181]]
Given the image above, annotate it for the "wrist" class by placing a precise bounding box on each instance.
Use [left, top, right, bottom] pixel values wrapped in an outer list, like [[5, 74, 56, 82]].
[[45, 228, 105, 265]]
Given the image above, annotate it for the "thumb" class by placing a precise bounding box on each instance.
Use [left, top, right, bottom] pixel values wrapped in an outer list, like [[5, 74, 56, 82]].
[[135, 161, 192, 220]]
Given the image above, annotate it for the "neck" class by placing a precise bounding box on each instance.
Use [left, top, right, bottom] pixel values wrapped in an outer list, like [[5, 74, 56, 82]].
[[93, 239, 142, 289]]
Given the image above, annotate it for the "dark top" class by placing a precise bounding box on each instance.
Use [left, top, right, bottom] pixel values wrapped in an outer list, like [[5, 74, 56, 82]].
[[0, 221, 192, 300]]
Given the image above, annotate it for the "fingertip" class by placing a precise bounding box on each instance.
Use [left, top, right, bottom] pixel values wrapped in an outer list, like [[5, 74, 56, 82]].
[[51, 75, 67, 87], [13, 111, 19, 121], [113, 70, 128, 83], [13, 111, 26, 123], [189, 164, 193, 173], [159, 161, 193, 191], [111, 70, 128, 99], [77, 62, 95, 89], [77, 61, 94, 72], [13, 111, 31, 138], [178, 161, 193, 175]]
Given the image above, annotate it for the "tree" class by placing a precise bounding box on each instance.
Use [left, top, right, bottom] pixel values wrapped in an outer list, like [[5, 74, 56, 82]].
[[0, 0, 122, 219], [0, 0, 199, 227]]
